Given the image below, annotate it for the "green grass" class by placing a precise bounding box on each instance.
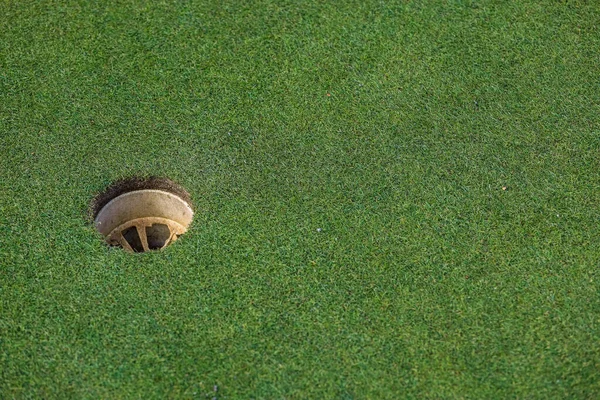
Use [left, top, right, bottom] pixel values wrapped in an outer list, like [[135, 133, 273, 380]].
[[1, 0, 599, 398]]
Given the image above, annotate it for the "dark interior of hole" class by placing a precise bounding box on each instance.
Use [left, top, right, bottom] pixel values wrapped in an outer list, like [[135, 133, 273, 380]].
[[146, 224, 171, 250], [122, 226, 145, 252]]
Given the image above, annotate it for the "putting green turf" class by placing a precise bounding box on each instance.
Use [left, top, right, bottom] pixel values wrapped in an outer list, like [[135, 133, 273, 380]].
[[1, 0, 600, 397]]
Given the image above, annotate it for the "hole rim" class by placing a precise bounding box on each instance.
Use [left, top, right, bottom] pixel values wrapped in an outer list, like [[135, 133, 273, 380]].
[[92, 177, 193, 253], [91, 176, 193, 221]]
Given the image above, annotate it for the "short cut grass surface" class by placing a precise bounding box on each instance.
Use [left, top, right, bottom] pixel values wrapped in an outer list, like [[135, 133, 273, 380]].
[[1, 0, 600, 398]]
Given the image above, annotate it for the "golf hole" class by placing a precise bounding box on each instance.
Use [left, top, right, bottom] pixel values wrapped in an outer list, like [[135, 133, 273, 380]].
[[92, 177, 194, 252]]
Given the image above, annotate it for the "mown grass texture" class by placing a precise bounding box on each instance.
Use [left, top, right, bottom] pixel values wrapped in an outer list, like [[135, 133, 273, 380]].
[[1, 0, 599, 398]]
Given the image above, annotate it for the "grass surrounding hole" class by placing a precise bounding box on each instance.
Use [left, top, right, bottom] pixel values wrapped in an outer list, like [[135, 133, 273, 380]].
[[1, 0, 599, 398]]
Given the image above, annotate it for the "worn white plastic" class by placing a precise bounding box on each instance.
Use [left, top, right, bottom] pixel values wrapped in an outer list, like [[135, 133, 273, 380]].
[[94, 190, 193, 252]]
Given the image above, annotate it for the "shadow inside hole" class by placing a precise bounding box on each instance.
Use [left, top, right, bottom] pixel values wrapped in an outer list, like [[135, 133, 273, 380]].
[[146, 223, 171, 250], [122, 226, 144, 252]]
